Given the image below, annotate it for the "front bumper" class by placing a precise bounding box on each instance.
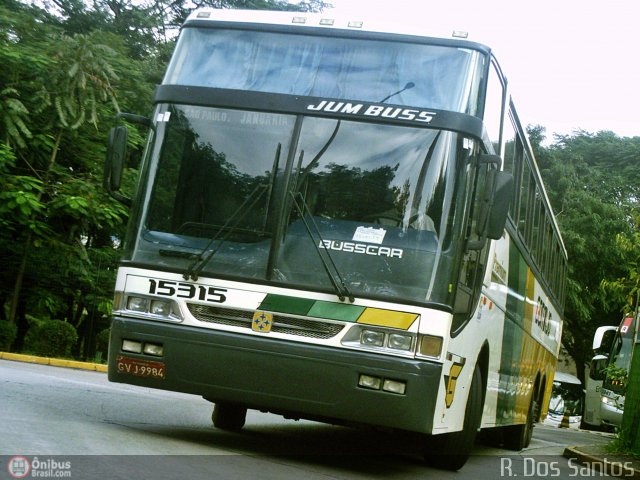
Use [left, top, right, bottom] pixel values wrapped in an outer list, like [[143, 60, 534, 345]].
[[108, 317, 443, 433], [600, 400, 623, 427]]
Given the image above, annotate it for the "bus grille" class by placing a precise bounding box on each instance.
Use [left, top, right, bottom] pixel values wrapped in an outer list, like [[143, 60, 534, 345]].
[[187, 304, 345, 340]]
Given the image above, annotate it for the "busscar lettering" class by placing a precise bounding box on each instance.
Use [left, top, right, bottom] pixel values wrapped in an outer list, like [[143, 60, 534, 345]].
[[307, 100, 435, 124], [319, 239, 403, 258], [534, 296, 552, 336]]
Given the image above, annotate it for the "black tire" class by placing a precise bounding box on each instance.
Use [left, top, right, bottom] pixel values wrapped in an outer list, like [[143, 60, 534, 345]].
[[502, 393, 538, 450], [423, 365, 483, 471], [212, 403, 247, 432]]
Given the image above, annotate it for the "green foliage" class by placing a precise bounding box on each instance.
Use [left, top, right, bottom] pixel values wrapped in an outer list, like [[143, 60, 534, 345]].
[[48, 33, 120, 129], [0, 320, 17, 351], [23, 319, 79, 358], [531, 127, 640, 382], [0, 143, 48, 237], [0, 87, 32, 148], [601, 214, 640, 314], [95, 328, 110, 356], [603, 364, 629, 390]]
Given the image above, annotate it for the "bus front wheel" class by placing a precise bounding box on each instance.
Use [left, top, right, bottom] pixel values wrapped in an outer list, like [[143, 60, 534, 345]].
[[423, 365, 483, 471], [212, 403, 247, 431]]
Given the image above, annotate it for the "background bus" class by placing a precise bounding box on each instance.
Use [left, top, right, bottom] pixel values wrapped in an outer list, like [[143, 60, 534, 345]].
[[104, 9, 567, 470], [544, 372, 583, 429], [600, 316, 636, 428], [584, 315, 637, 429]]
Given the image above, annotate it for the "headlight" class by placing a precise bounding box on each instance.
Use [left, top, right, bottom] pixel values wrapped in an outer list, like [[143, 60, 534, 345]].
[[361, 329, 385, 347], [150, 299, 172, 316], [127, 296, 148, 312], [388, 333, 413, 351], [124, 295, 182, 322], [342, 326, 417, 356]]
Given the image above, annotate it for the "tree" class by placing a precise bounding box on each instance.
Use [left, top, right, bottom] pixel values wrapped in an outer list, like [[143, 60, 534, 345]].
[[601, 214, 640, 454], [1, 0, 329, 357], [531, 128, 640, 383], [8, 30, 121, 332]]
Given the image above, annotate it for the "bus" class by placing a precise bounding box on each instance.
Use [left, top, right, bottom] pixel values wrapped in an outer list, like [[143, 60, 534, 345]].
[[544, 372, 583, 429], [583, 324, 617, 428], [585, 315, 637, 429], [103, 9, 567, 470]]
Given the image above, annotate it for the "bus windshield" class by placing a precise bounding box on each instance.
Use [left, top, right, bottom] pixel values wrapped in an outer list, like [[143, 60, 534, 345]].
[[163, 27, 484, 115], [548, 380, 583, 416], [138, 105, 471, 305]]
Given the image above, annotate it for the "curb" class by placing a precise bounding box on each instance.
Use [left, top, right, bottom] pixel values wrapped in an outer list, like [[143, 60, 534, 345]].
[[0, 351, 107, 373], [563, 446, 640, 479]]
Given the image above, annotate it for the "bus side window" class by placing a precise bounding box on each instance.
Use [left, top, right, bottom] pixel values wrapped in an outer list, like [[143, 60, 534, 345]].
[[483, 60, 505, 154], [453, 160, 493, 331]]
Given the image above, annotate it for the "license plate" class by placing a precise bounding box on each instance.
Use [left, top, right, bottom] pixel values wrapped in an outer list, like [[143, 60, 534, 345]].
[[115, 355, 165, 379]]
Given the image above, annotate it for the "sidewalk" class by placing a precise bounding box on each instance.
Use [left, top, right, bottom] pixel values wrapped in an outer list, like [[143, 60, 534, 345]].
[[0, 351, 107, 372], [564, 444, 640, 479]]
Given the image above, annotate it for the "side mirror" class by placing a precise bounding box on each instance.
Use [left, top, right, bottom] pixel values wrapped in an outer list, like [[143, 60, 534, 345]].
[[103, 113, 151, 206], [468, 154, 514, 249], [486, 171, 514, 239], [592, 325, 617, 351], [104, 125, 128, 192]]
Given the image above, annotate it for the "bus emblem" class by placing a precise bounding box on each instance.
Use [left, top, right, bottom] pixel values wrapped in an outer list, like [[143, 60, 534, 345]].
[[252, 311, 273, 333]]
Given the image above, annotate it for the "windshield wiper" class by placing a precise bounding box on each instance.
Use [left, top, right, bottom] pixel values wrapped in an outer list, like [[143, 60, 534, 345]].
[[184, 143, 282, 281], [184, 182, 269, 281], [289, 190, 355, 303]]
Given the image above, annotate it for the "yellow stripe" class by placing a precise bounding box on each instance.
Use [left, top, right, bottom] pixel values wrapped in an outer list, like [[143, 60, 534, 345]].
[[512, 336, 557, 422], [524, 267, 536, 335], [356, 308, 418, 330]]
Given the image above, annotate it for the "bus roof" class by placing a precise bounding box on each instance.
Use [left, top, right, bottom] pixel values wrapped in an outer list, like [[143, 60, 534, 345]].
[[553, 371, 582, 385], [619, 316, 636, 338], [184, 8, 490, 52]]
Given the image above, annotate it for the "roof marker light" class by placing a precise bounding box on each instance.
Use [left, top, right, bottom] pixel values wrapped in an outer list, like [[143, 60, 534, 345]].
[[196, 12, 211, 18], [348, 21, 364, 28], [292, 16, 307, 24], [452, 30, 469, 38], [319, 18, 335, 26]]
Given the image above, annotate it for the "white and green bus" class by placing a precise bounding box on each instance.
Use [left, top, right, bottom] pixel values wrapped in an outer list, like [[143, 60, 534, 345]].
[[104, 9, 567, 470]]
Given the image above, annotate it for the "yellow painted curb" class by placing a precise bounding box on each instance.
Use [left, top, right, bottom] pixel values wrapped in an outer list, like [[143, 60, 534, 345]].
[[0, 351, 107, 373]]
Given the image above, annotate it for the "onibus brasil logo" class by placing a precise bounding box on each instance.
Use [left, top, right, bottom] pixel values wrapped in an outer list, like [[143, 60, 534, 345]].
[[7, 456, 72, 478]]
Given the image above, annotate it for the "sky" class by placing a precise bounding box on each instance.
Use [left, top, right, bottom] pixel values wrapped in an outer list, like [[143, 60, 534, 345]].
[[325, 0, 639, 141]]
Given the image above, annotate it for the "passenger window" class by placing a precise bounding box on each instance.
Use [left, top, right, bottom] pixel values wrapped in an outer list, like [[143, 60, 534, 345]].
[[483, 60, 505, 154]]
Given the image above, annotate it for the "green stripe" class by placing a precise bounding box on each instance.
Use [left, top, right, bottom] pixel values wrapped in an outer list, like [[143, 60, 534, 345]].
[[497, 238, 527, 424], [307, 301, 365, 322], [258, 294, 315, 315]]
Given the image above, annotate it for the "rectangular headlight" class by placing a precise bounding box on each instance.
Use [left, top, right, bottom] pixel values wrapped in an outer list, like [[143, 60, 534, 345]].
[[382, 379, 406, 395], [150, 300, 172, 316], [143, 343, 164, 356], [388, 333, 413, 351], [361, 330, 385, 347], [127, 296, 149, 312], [122, 339, 142, 353], [358, 374, 382, 390]]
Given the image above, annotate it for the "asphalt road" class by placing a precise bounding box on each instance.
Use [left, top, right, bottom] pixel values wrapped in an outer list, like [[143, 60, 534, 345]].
[[0, 359, 616, 479]]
